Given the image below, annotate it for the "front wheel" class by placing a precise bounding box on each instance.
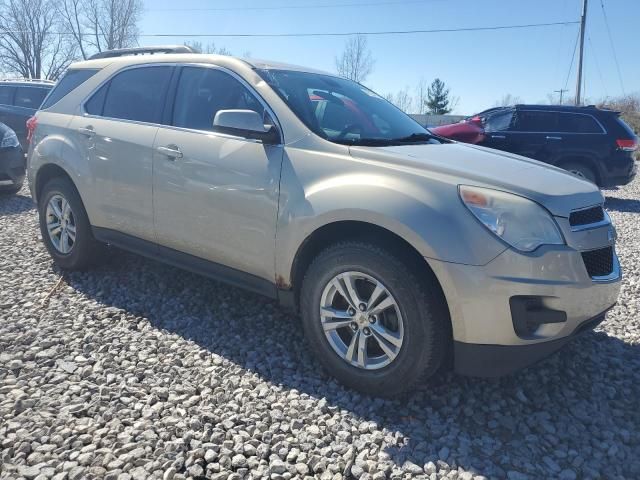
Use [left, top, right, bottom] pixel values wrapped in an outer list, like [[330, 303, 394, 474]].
[[300, 241, 448, 396]]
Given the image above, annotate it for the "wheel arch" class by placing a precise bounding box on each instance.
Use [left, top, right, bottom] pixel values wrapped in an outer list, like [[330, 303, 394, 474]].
[[34, 163, 76, 204], [557, 154, 602, 185], [288, 220, 449, 315]]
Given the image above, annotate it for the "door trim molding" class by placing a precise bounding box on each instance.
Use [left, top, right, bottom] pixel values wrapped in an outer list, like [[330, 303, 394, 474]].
[[92, 226, 278, 300]]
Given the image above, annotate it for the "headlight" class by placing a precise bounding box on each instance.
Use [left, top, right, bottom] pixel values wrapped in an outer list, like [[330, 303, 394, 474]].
[[1, 131, 19, 148], [459, 185, 564, 252]]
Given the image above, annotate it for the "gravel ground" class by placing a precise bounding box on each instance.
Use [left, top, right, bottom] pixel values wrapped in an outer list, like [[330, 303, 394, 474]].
[[1, 181, 639, 480]]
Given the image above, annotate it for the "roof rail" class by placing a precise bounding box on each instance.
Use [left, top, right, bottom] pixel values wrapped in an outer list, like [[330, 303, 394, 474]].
[[88, 45, 200, 60], [0, 77, 56, 84]]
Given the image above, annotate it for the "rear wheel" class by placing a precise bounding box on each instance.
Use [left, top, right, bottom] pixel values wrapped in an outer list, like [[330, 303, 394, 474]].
[[562, 162, 597, 184], [300, 241, 448, 397], [38, 177, 103, 270]]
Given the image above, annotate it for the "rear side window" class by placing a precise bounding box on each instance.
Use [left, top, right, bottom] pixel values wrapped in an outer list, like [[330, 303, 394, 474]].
[[558, 113, 603, 133], [85, 84, 108, 116], [41, 69, 97, 110], [14, 87, 49, 109], [101, 67, 173, 123], [0, 86, 15, 105], [513, 111, 558, 132]]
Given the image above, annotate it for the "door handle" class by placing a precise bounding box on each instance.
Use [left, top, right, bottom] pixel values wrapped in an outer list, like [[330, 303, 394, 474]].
[[546, 136, 563, 140], [78, 126, 95, 137], [156, 145, 183, 160], [491, 134, 506, 139]]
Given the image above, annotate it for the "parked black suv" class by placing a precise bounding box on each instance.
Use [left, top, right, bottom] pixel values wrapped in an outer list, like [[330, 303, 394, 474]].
[[480, 105, 637, 187], [0, 79, 54, 150]]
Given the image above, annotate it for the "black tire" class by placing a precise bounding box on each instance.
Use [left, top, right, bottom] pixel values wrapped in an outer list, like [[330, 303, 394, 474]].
[[0, 181, 23, 195], [300, 241, 448, 397], [562, 162, 597, 184], [38, 176, 102, 270]]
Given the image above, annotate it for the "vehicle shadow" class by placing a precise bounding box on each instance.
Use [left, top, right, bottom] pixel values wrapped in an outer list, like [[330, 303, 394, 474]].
[[0, 193, 36, 216], [605, 196, 640, 213], [64, 248, 640, 479]]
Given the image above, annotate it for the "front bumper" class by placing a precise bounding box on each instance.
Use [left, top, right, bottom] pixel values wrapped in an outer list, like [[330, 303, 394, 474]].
[[428, 221, 621, 376], [453, 308, 610, 376], [0, 146, 26, 190]]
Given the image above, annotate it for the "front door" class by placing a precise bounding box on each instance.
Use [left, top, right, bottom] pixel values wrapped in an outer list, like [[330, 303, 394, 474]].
[[153, 66, 283, 283]]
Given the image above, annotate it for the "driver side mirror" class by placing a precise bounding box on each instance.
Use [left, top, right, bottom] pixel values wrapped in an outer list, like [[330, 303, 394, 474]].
[[213, 109, 280, 144]]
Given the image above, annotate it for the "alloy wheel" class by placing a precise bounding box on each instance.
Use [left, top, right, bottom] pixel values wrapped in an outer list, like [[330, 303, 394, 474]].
[[319, 271, 404, 370], [46, 194, 76, 254]]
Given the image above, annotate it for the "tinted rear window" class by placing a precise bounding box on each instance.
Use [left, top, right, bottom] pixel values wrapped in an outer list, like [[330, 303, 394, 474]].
[[41, 69, 97, 110], [558, 113, 603, 133], [101, 66, 173, 123], [14, 87, 49, 109], [0, 86, 15, 105]]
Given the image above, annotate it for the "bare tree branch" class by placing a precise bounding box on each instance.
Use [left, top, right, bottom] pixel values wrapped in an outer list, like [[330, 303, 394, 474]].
[[0, 0, 76, 80], [335, 34, 375, 84]]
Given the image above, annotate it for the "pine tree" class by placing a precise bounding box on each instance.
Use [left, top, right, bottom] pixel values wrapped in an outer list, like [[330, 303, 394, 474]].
[[426, 78, 452, 114]]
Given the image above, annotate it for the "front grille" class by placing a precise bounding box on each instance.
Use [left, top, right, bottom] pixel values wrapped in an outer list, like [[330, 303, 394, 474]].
[[570, 206, 605, 227], [581, 247, 614, 277]]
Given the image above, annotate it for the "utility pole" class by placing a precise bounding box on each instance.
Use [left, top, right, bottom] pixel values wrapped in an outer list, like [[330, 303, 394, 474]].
[[575, 0, 588, 105], [554, 88, 569, 105]]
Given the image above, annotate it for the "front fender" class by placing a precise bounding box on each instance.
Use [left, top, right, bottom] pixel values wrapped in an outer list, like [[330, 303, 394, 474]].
[[275, 147, 506, 286]]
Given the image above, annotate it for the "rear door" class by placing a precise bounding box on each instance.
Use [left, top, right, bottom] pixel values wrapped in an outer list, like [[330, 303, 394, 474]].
[[67, 65, 174, 242], [556, 112, 607, 160]]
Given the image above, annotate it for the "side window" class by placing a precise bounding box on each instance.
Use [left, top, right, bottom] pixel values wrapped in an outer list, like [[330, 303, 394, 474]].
[[558, 113, 603, 133], [14, 87, 49, 109], [172, 67, 264, 131], [85, 84, 108, 116], [41, 69, 98, 110], [0, 86, 15, 105], [102, 66, 173, 123], [513, 111, 558, 132], [484, 111, 514, 132]]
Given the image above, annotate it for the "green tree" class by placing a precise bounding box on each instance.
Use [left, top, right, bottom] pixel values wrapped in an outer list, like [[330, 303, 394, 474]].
[[426, 78, 452, 114]]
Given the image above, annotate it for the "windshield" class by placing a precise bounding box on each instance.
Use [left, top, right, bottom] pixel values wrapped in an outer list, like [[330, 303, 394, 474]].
[[256, 69, 442, 146]]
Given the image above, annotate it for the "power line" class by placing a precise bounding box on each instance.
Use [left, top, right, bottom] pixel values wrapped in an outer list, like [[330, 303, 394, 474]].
[[147, 0, 431, 12], [128, 21, 579, 38], [599, 0, 625, 95], [587, 35, 607, 98], [563, 26, 581, 92], [3, 21, 578, 39]]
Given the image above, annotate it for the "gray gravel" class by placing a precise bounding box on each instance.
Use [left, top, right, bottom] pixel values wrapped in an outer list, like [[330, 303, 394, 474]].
[[1, 181, 639, 480]]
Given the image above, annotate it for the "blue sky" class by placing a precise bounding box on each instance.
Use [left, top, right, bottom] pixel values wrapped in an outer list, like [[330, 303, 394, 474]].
[[139, 0, 638, 114]]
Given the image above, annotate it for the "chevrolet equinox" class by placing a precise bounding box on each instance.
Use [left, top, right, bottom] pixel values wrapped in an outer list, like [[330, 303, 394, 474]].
[[27, 46, 622, 396]]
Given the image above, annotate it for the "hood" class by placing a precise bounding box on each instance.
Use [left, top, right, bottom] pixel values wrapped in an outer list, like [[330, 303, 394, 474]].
[[349, 142, 603, 217]]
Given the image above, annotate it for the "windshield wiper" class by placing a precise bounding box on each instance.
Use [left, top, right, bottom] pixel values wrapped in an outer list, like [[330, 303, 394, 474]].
[[334, 138, 396, 146], [391, 132, 438, 143]]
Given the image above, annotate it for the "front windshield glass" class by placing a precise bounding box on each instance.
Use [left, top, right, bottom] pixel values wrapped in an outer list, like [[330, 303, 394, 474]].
[[256, 69, 442, 146]]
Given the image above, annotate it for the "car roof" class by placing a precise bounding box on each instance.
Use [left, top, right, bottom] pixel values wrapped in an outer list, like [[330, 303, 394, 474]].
[[513, 104, 615, 114], [477, 104, 617, 118], [0, 79, 54, 87], [69, 53, 334, 76]]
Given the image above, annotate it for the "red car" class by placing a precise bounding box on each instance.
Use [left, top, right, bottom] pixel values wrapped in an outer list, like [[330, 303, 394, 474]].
[[431, 108, 509, 144], [431, 117, 484, 144]]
